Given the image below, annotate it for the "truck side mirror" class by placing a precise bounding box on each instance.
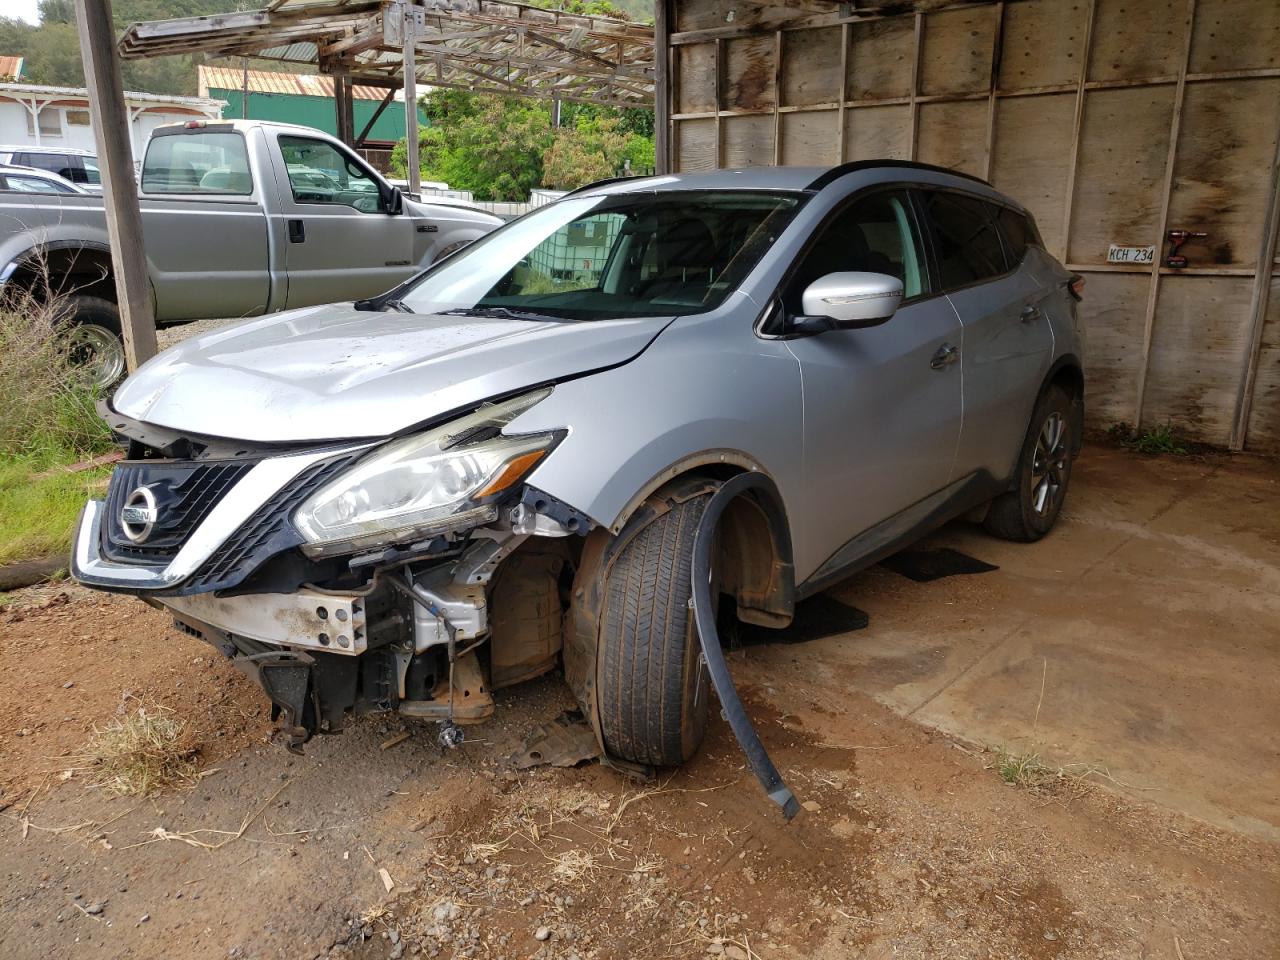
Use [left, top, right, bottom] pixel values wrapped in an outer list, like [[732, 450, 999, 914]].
[[381, 184, 403, 215]]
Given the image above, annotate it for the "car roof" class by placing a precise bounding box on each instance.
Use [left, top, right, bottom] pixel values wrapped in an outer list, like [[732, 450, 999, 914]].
[[0, 144, 94, 156], [0, 164, 87, 190], [570, 160, 1022, 210]]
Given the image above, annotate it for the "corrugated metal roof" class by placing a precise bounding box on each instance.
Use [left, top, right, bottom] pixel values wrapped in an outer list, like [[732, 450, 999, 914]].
[[0, 56, 24, 81], [198, 65, 387, 100]]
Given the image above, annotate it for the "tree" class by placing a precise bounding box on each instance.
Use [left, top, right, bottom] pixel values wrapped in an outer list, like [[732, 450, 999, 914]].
[[542, 114, 654, 189]]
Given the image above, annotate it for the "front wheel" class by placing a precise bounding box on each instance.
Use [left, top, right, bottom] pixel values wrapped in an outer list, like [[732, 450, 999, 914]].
[[61, 295, 125, 388], [597, 491, 711, 767], [983, 384, 1077, 542]]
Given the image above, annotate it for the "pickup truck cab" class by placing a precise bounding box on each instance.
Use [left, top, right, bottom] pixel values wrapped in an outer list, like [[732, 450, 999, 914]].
[[0, 120, 503, 382]]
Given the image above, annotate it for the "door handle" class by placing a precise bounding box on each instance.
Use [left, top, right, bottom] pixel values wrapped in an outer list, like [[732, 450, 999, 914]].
[[930, 343, 959, 370], [1020, 303, 1042, 323], [288, 219, 305, 243]]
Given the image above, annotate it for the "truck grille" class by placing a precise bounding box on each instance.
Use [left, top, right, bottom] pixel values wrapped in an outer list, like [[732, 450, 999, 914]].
[[101, 459, 256, 566]]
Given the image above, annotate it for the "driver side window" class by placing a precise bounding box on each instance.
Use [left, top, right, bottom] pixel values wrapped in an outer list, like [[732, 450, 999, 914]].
[[278, 135, 382, 213], [786, 189, 927, 314]]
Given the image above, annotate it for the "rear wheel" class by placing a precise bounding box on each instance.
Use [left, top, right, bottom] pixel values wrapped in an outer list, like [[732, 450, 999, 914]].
[[597, 491, 712, 767], [61, 295, 125, 388], [984, 384, 1077, 542]]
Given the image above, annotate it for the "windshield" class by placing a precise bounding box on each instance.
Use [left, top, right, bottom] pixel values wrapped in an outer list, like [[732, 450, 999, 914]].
[[394, 190, 805, 320]]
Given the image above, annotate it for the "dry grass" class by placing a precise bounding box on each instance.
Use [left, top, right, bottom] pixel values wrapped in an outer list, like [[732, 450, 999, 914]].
[[79, 702, 199, 797]]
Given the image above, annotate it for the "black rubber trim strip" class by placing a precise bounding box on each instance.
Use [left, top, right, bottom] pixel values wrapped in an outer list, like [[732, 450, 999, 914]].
[[807, 159, 992, 191], [691, 472, 801, 821]]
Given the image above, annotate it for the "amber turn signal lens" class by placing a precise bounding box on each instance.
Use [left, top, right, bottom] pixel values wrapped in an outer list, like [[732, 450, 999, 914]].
[[474, 450, 546, 498]]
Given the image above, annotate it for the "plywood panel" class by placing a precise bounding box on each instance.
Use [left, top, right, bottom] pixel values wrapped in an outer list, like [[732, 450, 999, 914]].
[[1144, 275, 1254, 443], [674, 1, 823, 34], [1077, 271, 1151, 426], [989, 93, 1076, 258], [1244, 276, 1280, 453], [844, 104, 911, 160], [722, 114, 775, 168], [1088, 0, 1187, 82], [782, 26, 843, 106], [674, 118, 716, 171], [919, 5, 998, 96], [1166, 78, 1280, 267], [1189, 0, 1280, 73], [998, 0, 1088, 91], [916, 99, 987, 177], [779, 110, 839, 166], [724, 34, 775, 111], [1068, 84, 1176, 264], [676, 43, 716, 114], [847, 17, 914, 101]]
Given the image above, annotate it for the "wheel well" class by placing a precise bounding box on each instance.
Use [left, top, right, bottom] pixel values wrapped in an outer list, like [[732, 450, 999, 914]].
[[1045, 358, 1085, 453], [7, 247, 117, 304]]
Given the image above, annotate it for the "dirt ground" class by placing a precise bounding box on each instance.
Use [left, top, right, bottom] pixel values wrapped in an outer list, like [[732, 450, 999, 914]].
[[0, 442, 1277, 960]]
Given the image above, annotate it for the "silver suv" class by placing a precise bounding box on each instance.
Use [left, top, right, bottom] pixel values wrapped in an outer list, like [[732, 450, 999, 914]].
[[72, 162, 1084, 768]]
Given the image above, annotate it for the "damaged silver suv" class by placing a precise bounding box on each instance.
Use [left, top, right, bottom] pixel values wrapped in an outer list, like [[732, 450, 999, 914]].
[[72, 162, 1084, 769]]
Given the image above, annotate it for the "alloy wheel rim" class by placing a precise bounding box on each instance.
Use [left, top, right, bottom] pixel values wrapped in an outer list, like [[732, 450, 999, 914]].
[[67, 324, 126, 388], [1030, 412, 1067, 516]]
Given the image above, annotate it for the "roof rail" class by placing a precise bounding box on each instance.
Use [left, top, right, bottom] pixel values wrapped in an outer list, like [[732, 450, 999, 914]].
[[807, 159, 992, 191], [561, 174, 651, 198]]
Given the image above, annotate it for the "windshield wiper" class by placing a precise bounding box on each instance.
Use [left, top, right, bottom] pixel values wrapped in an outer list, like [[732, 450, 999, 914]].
[[444, 306, 569, 322], [381, 299, 413, 313]]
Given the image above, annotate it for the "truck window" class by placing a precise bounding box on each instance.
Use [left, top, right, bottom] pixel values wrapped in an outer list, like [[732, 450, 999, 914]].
[[142, 132, 253, 196], [278, 135, 382, 213]]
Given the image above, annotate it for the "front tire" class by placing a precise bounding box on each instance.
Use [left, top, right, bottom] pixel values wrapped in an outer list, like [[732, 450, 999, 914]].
[[984, 384, 1077, 542], [597, 491, 711, 767]]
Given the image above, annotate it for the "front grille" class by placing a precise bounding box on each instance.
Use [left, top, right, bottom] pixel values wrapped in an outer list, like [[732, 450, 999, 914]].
[[101, 459, 256, 566], [178, 453, 359, 595]]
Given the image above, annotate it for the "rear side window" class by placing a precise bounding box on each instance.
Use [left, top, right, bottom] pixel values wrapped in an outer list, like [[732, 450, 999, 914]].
[[997, 207, 1034, 266], [921, 191, 1006, 289], [142, 132, 253, 195]]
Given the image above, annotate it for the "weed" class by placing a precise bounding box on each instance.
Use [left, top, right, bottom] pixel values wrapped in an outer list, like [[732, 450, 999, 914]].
[[1108, 420, 1191, 456], [79, 702, 199, 796], [996, 749, 1054, 789]]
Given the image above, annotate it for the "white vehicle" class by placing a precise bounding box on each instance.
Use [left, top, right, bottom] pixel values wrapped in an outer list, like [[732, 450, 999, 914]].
[[0, 164, 88, 195], [0, 144, 102, 193]]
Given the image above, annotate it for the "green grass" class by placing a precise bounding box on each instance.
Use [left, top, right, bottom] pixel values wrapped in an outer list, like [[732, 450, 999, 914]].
[[1107, 420, 1191, 456], [0, 456, 113, 566]]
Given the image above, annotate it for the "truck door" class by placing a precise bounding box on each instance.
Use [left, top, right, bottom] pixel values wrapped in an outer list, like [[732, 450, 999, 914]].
[[138, 127, 271, 320], [270, 133, 415, 307]]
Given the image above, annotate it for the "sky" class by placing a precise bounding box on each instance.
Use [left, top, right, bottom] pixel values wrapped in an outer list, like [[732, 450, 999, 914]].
[[9, 0, 41, 25]]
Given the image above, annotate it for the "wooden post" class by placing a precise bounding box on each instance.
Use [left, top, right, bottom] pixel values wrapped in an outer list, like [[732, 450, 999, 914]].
[[403, 3, 420, 196], [654, 0, 670, 174], [908, 12, 923, 160], [73, 0, 156, 372], [334, 73, 355, 146]]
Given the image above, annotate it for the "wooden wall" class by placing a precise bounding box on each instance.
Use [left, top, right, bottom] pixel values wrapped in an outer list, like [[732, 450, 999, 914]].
[[662, 0, 1280, 454]]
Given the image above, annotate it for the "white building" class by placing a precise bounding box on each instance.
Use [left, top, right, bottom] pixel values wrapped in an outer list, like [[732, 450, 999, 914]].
[[0, 82, 225, 160]]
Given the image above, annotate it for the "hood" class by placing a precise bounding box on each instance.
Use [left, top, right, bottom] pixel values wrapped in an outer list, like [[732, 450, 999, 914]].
[[113, 304, 673, 443]]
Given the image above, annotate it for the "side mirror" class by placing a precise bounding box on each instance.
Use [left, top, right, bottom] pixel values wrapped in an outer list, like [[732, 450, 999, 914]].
[[381, 183, 404, 215], [796, 271, 903, 331]]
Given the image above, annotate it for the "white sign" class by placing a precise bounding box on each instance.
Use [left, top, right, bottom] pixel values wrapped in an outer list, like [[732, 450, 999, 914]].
[[1107, 244, 1156, 265]]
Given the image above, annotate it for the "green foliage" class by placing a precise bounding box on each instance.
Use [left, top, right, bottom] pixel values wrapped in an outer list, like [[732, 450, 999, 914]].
[[1108, 421, 1191, 456]]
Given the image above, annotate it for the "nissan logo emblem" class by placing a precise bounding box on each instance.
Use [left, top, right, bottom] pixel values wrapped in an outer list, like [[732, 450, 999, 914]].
[[119, 486, 159, 543]]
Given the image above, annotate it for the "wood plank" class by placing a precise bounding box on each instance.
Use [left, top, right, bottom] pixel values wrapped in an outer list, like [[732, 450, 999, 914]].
[[675, 117, 716, 171], [722, 113, 775, 167], [916, 99, 988, 176], [990, 93, 1076, 258], [676, 41, 716, 113], [847, 16, 915, 101], [779, 109, 840, 166], [1189, 0, 1280, 74], [919, 3, 998, 96], [1165, 77, 1280, 267], [723, 33, 775, 110], [1144, 275, 1256, 444], [781, 24, 843, 106], [843, 103, 912, 160], [1243, 277, 1280, 453], [655, 0, 670, 173], [998, 0, 1088, 91], [1088, 0, 1188, 82], [1067, 84, 1177, 265], [1076, 272, 1151, 428]]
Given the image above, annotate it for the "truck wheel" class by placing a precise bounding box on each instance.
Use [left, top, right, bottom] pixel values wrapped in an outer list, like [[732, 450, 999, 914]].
[[62, 295, 125, 388], [984, 384, 1077, 542], [598, 491, 711, 767]]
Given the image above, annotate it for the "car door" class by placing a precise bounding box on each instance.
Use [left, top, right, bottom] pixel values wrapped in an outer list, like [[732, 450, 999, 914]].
[[921, 190, 1054, 480], [782, 187, 964, 577], [270, 133, 415, 307]]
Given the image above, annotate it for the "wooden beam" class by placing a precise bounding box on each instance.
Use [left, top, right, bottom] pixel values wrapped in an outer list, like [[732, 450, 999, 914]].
[[654, 0, 670, 173], [908, 12, 922, 160], [772, 29, 783, 165], [73, 0, 156, 373], [1230, 112, 1280, 450], [356, 85, 396, 146], [1058, 0, 1097, 263], [982, 2, 1005, 181], [1133, 0, 1197, 430], [836, 20, 849, 163]]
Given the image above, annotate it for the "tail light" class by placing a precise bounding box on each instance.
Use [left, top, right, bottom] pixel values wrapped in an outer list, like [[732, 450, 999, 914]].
[[1067, 274, 1085, 301]]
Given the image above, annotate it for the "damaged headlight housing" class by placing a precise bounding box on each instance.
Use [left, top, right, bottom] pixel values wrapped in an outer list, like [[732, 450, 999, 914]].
[[293, 388, 558, 557]]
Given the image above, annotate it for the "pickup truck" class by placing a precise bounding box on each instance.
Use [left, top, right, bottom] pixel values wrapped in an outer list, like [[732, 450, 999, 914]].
[[0, 119, 503, 383]]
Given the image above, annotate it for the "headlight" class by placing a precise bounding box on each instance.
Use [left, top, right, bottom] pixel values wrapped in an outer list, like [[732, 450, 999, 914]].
[[293, 388, 558, 556]]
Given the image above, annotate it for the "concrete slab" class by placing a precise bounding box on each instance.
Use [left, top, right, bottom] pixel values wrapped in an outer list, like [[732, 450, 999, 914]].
[[762, 443, 1280, 840]]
